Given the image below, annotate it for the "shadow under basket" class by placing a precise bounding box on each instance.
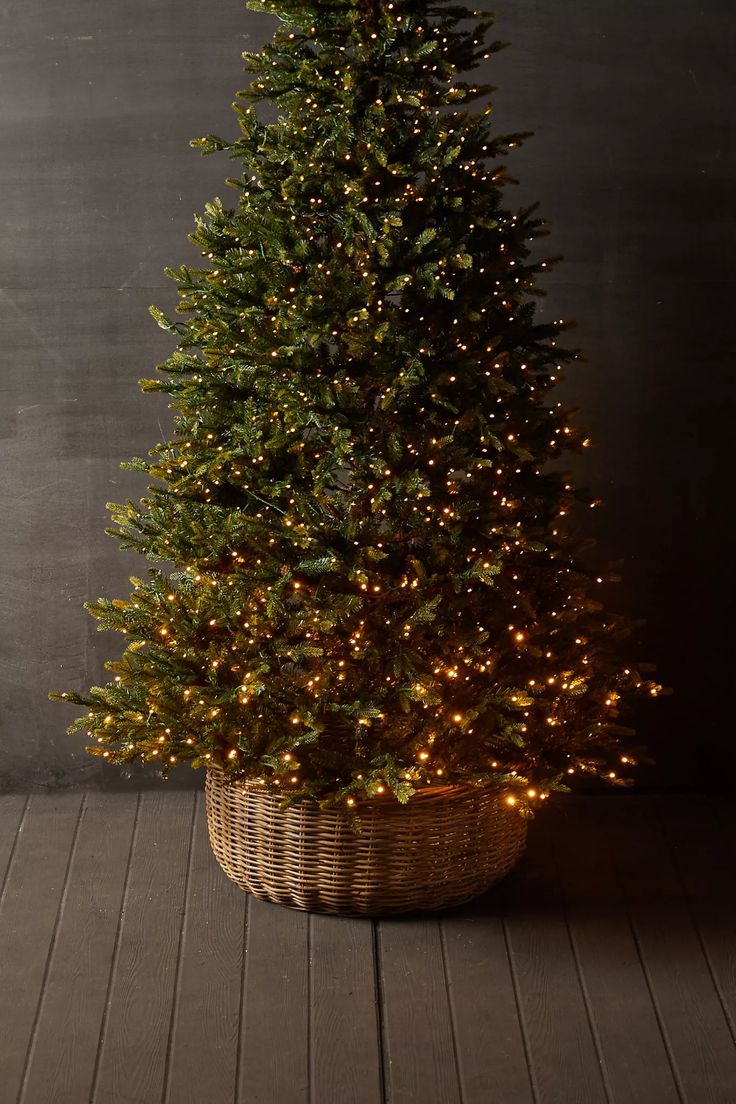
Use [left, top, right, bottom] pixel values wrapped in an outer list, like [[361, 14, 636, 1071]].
[[205, 767, 528, 916]]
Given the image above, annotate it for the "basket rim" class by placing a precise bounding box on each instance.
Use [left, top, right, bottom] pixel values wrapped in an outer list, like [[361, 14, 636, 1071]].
[[206, 765, 511, 807]]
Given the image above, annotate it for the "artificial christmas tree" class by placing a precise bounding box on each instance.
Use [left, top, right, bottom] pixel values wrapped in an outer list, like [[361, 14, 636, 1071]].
[[52, 0, 660, 914]]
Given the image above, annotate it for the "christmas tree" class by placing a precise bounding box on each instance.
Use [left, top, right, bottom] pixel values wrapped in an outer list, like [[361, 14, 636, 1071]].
[[52, 0, 660, 812]]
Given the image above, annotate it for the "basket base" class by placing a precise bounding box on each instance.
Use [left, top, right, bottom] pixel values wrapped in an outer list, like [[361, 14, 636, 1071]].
[[236, 867, 523, 918]]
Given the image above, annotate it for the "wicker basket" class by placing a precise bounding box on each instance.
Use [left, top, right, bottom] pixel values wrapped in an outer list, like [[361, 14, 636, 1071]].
[[205, 768, 527, 916]]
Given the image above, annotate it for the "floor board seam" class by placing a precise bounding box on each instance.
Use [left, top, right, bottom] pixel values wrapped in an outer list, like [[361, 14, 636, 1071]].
[[17, 792, 87, 1104], [374, 923, 389, 1104], [653, 797, 736, 1048], [0, 795, 30, 914], [234, 893, 250, 1104], [87, 791, 142, 1104], [599, 804, 688, 1104], [562, 904, 615, 1104], [161, 790, 199, 1104], [501, 915, 540, 1104], [438, 917, 465, 1104], [307, 911, 312, 1104], [553, 816, 615, 1104]]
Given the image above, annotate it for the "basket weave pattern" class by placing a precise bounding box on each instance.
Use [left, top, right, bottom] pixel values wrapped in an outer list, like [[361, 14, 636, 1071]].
[[205, 768, 527, 916]]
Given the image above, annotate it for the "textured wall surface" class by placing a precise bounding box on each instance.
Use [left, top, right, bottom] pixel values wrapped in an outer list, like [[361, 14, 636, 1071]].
[[1, 0, 733, 790]]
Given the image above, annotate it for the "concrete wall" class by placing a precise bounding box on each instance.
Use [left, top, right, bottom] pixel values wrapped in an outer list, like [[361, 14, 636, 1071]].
[[1, 0, 733, 790]]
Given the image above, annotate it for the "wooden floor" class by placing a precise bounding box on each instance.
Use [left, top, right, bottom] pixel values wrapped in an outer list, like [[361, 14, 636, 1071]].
[[0, 792, 734, 1104]]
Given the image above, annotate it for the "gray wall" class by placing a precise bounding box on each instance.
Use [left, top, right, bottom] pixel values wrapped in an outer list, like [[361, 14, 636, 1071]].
[[1, 0, 733, 791]]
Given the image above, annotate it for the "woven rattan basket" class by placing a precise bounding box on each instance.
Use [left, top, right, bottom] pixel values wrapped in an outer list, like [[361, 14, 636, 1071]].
[[205, 768, 527, 916]]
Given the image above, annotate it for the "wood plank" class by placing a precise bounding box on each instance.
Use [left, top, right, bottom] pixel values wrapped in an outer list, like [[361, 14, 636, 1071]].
[[5, 789, 736, 1104], [497, 807, 609, 1104], [552, 798, 681, 1103], [19, 792, 140, 1104], [655, 795, 736, 1041], [0, 794, 28, 895], [377, 916, 461, 1104], [89, 790, 197, 1104], [594, 796, 736, 1103], [238, 897, 310, 1104], [164, 791, 248, 1104], [441, 901, 535, 1104], [0, 793, 85, 1100], [310, 914, 383, 1104]]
